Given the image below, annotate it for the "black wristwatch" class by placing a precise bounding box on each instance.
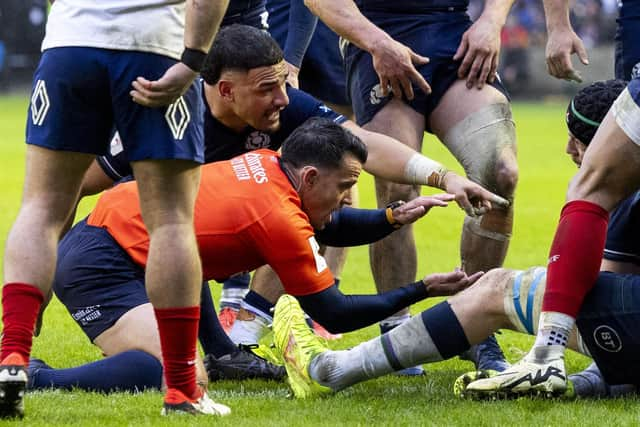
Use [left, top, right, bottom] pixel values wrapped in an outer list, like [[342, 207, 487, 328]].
[[385, 201, 405, 229]]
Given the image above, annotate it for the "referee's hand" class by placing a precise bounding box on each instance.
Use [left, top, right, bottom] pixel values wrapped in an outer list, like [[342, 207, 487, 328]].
[[131, 62, 198, 107], [422, 268, 484, 297], [391, 194, 454, 226]]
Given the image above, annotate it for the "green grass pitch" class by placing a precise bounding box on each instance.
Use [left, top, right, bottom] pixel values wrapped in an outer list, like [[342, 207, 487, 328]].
[[1, 95, 639, 425]]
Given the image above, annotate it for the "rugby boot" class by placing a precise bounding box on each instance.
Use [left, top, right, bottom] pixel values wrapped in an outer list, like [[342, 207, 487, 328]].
[[459, 334, 510, 372], [0, 353, 28, 419], [204, 345, 285, 381], [161, 387, 231, 416], [273, 295, 332, 398], [465, 345, 567, 399]]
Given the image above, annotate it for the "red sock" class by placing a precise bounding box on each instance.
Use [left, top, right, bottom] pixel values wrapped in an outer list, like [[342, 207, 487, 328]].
[[154, 306, 200, 399], [1, 283, 45, 362], [542, 200, 609, 317]]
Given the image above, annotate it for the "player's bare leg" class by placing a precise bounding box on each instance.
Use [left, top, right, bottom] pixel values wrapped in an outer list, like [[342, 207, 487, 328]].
[[430, 80, 517, 275], [95, 303, 209, 388], [4, 147, 94, 292], [430, 80, 516, 372], [131, 159, 223, 413], [2, 146, 93, 418], [364, 99, 425, 375], [29, 303, 209, 393]]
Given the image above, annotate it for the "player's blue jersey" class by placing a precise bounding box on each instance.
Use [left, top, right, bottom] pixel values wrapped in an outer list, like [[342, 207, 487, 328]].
[[204, 85, 346, 161], [616, 0, 640, 80], [222, 0, 268, 28], [604, 191, 640, 265], [354, 0, 468, 12], [226, 0, 266, 17], [97, 84, 346, 180]]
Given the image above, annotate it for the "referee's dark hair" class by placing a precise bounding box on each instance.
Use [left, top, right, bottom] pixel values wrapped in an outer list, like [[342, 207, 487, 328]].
[[202, 24, 283, 84], [281, 117, 368, 170]]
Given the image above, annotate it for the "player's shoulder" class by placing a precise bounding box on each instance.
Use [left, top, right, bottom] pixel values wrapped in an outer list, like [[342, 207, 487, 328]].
[[283, 86, 344, 123], [285, 85, 320, 108]]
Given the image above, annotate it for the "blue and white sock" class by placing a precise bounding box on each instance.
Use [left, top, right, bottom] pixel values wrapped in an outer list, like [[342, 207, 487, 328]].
[[228, 291, 273, 345], [311, 302, 469, 390]]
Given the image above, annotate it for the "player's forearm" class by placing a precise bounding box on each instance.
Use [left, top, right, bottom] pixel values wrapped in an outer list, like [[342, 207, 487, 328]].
[[344, 122, 448, 188], [315, 207, 395, 247], [478, 0, 514, 28], [542, 0, 572, 33], [297, 282, 428, 333], [304, 0, 391, 54], [184, 0, 229, 52]]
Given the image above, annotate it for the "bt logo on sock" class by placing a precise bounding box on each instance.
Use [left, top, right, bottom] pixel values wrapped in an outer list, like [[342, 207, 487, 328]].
[[548, 255, 560, 264]]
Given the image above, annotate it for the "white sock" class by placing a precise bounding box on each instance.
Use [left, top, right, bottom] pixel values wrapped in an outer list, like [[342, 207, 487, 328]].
[[379, 313, 410, 329], [228, 308, 271, 345], [533, 311, 574, 348], [310, 315, 442, 390], [309, 340, 392, 391], [220, 287, 249, 310]]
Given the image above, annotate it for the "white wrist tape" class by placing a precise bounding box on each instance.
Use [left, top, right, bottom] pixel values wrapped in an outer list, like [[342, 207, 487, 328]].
[[404, 153, 448, 188]]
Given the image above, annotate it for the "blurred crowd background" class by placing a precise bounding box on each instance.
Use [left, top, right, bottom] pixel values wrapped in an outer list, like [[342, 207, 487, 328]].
[[0, 0, 619, 97], [469, 0, 619, 94]]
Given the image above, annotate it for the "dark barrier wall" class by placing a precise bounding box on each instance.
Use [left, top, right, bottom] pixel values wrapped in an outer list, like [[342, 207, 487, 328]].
[[501, 46, 616, 99], [0, 0, 47, 89]]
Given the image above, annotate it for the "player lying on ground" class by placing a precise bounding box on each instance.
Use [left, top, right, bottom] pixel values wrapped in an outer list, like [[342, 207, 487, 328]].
[[30, 118, 483, 393], [273, 262, 639, 399], [463, 76, 640, 396], [273, 79, 640, 399]]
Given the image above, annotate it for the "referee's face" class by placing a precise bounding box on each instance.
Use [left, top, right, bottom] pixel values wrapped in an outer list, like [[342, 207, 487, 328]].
[[300, 154, 362, 230]]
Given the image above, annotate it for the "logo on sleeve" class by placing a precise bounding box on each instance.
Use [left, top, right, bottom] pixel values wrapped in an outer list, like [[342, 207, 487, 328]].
[[308, 236, 328, 273], [165, 96, 191, 140], [30, 79, 50, 126]]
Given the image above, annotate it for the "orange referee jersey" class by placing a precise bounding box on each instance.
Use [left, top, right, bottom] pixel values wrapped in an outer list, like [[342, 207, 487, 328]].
[[87, 149, 335, 296]]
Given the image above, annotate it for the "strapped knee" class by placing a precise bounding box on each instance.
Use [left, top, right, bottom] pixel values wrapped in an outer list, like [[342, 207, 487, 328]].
[[443, 103, 518, 198]]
